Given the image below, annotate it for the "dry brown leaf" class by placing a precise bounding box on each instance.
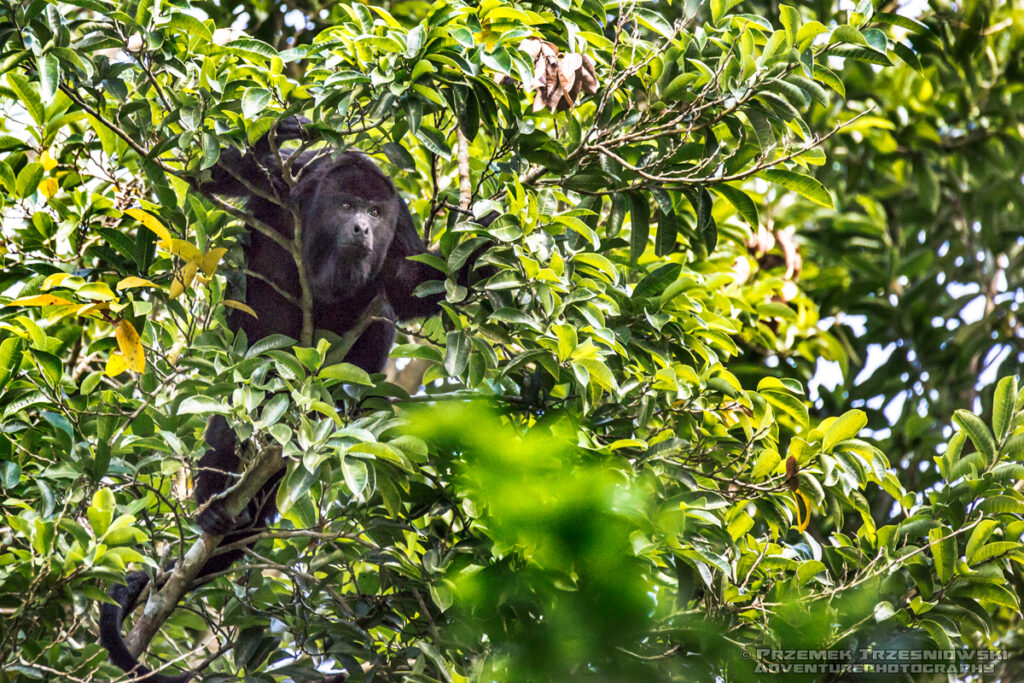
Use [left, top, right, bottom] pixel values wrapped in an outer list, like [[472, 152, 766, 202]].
[[520, 39, 600, 113], [775, 229, 803, 280], [747, 225, 776, 256]]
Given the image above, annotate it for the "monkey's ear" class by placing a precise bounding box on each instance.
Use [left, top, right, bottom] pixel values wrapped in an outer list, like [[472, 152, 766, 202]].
[[291, 161, 328, 207]]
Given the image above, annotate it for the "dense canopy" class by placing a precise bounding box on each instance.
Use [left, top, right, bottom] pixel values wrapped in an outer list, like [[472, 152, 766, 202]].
[[0, 0, 1023, 680]]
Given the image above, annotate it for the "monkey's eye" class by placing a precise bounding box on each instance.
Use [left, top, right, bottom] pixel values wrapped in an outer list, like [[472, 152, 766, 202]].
[[368, 207, 381, 218], [341, 201, 352, 210]]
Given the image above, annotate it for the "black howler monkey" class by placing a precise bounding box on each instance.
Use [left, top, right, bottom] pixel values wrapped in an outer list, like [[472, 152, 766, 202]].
[[99, 118, 488, 682]]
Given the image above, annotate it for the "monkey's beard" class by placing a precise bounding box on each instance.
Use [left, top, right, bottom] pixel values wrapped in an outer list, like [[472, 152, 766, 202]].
[[306, 245, 375, 303]]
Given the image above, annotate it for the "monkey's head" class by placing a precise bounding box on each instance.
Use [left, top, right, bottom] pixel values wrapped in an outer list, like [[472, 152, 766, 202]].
[[298, 153, 402, 301]]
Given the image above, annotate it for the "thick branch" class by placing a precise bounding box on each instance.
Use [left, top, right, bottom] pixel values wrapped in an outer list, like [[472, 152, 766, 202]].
[[456, 128, 472, 210], [123, 444, 285, 656]]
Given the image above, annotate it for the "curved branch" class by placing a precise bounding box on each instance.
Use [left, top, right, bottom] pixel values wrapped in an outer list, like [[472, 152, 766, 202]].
[[122, 444, 285, 657]]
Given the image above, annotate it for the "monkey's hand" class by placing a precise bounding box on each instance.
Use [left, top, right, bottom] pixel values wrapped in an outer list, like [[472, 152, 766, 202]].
[[274, 115, 311, 142], [252, 115, 312, 171]]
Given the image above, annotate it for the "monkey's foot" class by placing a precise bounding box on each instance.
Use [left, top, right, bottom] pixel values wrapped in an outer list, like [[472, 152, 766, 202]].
[[197, 502, 237, 536]]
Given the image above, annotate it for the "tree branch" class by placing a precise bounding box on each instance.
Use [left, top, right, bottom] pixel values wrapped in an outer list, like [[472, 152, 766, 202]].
[[123, 443, 285, 656]]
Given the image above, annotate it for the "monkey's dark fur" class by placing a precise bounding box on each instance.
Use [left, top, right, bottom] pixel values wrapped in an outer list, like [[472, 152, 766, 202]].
[[99, 119, 484, 682]]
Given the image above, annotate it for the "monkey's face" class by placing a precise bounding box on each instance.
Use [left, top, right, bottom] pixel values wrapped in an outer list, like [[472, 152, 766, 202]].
[[301, 157, 399, 300]]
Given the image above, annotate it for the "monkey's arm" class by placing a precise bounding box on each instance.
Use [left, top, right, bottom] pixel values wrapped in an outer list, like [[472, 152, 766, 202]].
[[194, 116, 309, 199], [386, 210, 495, 321]]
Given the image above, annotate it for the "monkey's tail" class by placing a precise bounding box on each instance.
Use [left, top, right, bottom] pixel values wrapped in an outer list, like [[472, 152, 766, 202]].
[[99, 570, 192, 683]]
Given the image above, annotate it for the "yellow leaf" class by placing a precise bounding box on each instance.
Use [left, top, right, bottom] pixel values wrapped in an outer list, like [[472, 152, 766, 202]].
[[169, 261, 199, 299], [105, 352, 129, 377], [77, 303, 110, 318], [474, 28, 501, 51], [41, 273, 73, 290], [116, 276, 159, 290], [223, 299, 258, 318], [76, 282, 117, 302], [8, 294, 76, 307], [115, 319, 145, 373], [40, 150, 58, 171], [164, 238, 203, 263], [200, 247, 228, 276], [49, 304, 89, 323], [125, 208, 172, 243], [39, 177, 59, 198]]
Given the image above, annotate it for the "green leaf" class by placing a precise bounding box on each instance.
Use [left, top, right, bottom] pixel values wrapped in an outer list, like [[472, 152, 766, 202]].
[[873, 601, 895, 622], [751, 449, 781, 480], [342, 455, 369, 497], [16, 162, 43, 198], [968, 541, 1017, 565], [655, 207, 677, 257], [938, 431, 966, 480], [762, 390, 809, 430], [260, 394, 289, 427], [0, 159, 14, 194], [244, 334, 296, 359], [605, 194, 627, 238], [689, 188, 716, 254], [779, 4, 801, 44], [0, 50, 29, 77], [893, 42, 923, 72], [979, 495, 1024, 515], [828, 44, 892, 66], [38, 52, 59, 101], [415, 125, 452, 159], [823, 410, 867, 451], [761, 169, 834, 208], [225, 37, 279, 60], [311, 400, 342, 426], [200, 132, 220, 170], [872, 12, 934, 38], [406, 23, 425, 57], [628, 192, 650, 261], [165, 11, 213, 41], [444, 330, 470, 376], [830, 25, 868, 46], [87, 488, 115, 536], [178, 396, 231, 415], [952, 410, 997, 466], [382, 141, 416, 171], [812, 64, 845, 98], [950, 582, 1019, 610], [241, 87, 272, 118], [928, 526, 955, 584], [319, 363, 373, 385], [0, 336, 23, 394], [713, 183, 759, 227], [992, 376, 1016, 439], [918, 619, 952, 651], [0, 461, 20, 488], [727, 512, 754, 540], [796, 559, 826, 584], [709, 0, 745, 23], [8, 71, 43, 125]]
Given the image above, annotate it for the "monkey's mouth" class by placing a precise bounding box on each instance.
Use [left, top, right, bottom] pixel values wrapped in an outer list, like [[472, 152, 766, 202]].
[[336, 243, 370, 253]]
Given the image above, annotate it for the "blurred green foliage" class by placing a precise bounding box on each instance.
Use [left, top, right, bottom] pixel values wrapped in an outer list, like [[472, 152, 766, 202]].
[[0, 0, 1022, 680]]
